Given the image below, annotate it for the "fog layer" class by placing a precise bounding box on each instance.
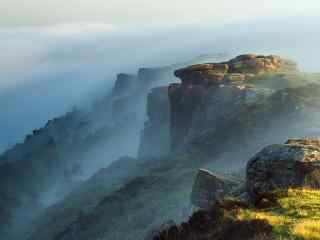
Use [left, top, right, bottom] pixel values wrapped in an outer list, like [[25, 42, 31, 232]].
[[1, 16, 320, 153]]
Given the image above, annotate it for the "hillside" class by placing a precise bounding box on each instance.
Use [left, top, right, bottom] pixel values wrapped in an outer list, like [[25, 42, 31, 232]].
[[154, 189, 320, 240], [1, 54, 320, 240]]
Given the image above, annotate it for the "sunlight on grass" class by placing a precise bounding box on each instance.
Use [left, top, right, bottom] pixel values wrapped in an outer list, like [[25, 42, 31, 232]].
[[235, 189, 320, 239]]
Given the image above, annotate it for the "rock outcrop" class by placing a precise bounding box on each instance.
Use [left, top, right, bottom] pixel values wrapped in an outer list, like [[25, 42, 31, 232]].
[[246, 138, 320, 204], [169, 54, 300, 151], [175, 54, 298, 86]]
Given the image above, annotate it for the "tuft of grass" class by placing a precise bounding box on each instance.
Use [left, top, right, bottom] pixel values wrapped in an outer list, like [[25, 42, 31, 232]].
[[235, 189, 320, 239]]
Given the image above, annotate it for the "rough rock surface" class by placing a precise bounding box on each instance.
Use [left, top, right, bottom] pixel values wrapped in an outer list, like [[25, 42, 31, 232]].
[[168, 84, 207, 149], [175, 54, 298, 86], [169, 54, 299, 150], [191, 169, 241, 209], [168, 83, 274, 150], [139, 87, 170, 158], [246, 138, 320, 204]]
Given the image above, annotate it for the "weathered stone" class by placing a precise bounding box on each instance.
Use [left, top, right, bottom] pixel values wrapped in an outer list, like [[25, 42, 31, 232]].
[[174, 54, 298, 87], [168, 84, 207, 150], [168, 54, 299, 151], [223, 73, 246, 83], [168, 81, 274, 150], [191, 169, 241, 209], [246, 138, 320, 204]]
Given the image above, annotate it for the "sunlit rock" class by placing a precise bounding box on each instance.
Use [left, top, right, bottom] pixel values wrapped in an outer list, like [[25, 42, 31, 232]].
[[246, 138, 320, 204]]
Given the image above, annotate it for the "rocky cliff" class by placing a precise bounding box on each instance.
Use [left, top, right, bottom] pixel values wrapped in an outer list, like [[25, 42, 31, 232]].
[[2, 53, 320, 240], [168, 54, 320, 153]]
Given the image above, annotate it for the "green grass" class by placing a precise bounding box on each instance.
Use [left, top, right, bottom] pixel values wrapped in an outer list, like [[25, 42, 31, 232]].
[[236, 189, 320, 240]]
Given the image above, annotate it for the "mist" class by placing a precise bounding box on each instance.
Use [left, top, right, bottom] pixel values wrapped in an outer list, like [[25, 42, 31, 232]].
[[1, 16, 320, 154]]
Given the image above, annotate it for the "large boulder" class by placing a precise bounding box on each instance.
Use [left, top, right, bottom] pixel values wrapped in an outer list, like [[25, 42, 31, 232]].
[[246, 138, 320, 204], [191, 169, 242, 209]]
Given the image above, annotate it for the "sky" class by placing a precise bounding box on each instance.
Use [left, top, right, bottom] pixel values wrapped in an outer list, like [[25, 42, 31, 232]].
[[0, 1, 320, 153], [0, 0, 319, 26]]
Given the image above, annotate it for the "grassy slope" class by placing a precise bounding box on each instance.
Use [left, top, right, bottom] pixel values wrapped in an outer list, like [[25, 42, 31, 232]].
[[237, 189, 320, 240], [155, 188, 320, 240]]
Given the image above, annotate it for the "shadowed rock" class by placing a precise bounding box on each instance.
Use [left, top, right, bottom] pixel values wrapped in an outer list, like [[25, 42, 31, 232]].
[[139, 87, 170, 158]]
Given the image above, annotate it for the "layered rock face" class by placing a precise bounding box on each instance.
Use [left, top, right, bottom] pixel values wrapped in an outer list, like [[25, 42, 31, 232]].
[[169, 54, 298, 150], [246, 138, 320, 204]]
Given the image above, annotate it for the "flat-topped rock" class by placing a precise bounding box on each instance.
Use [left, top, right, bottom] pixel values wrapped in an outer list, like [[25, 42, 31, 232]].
[[175, 54, 298, 87]]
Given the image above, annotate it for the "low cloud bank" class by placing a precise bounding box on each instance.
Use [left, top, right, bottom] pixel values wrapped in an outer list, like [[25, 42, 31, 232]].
[[1, 17, 319, 153]]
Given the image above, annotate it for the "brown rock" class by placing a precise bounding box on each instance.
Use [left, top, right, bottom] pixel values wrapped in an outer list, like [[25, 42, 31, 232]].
[[224, 73, 246, 83], [174, 54, 299, 88]]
